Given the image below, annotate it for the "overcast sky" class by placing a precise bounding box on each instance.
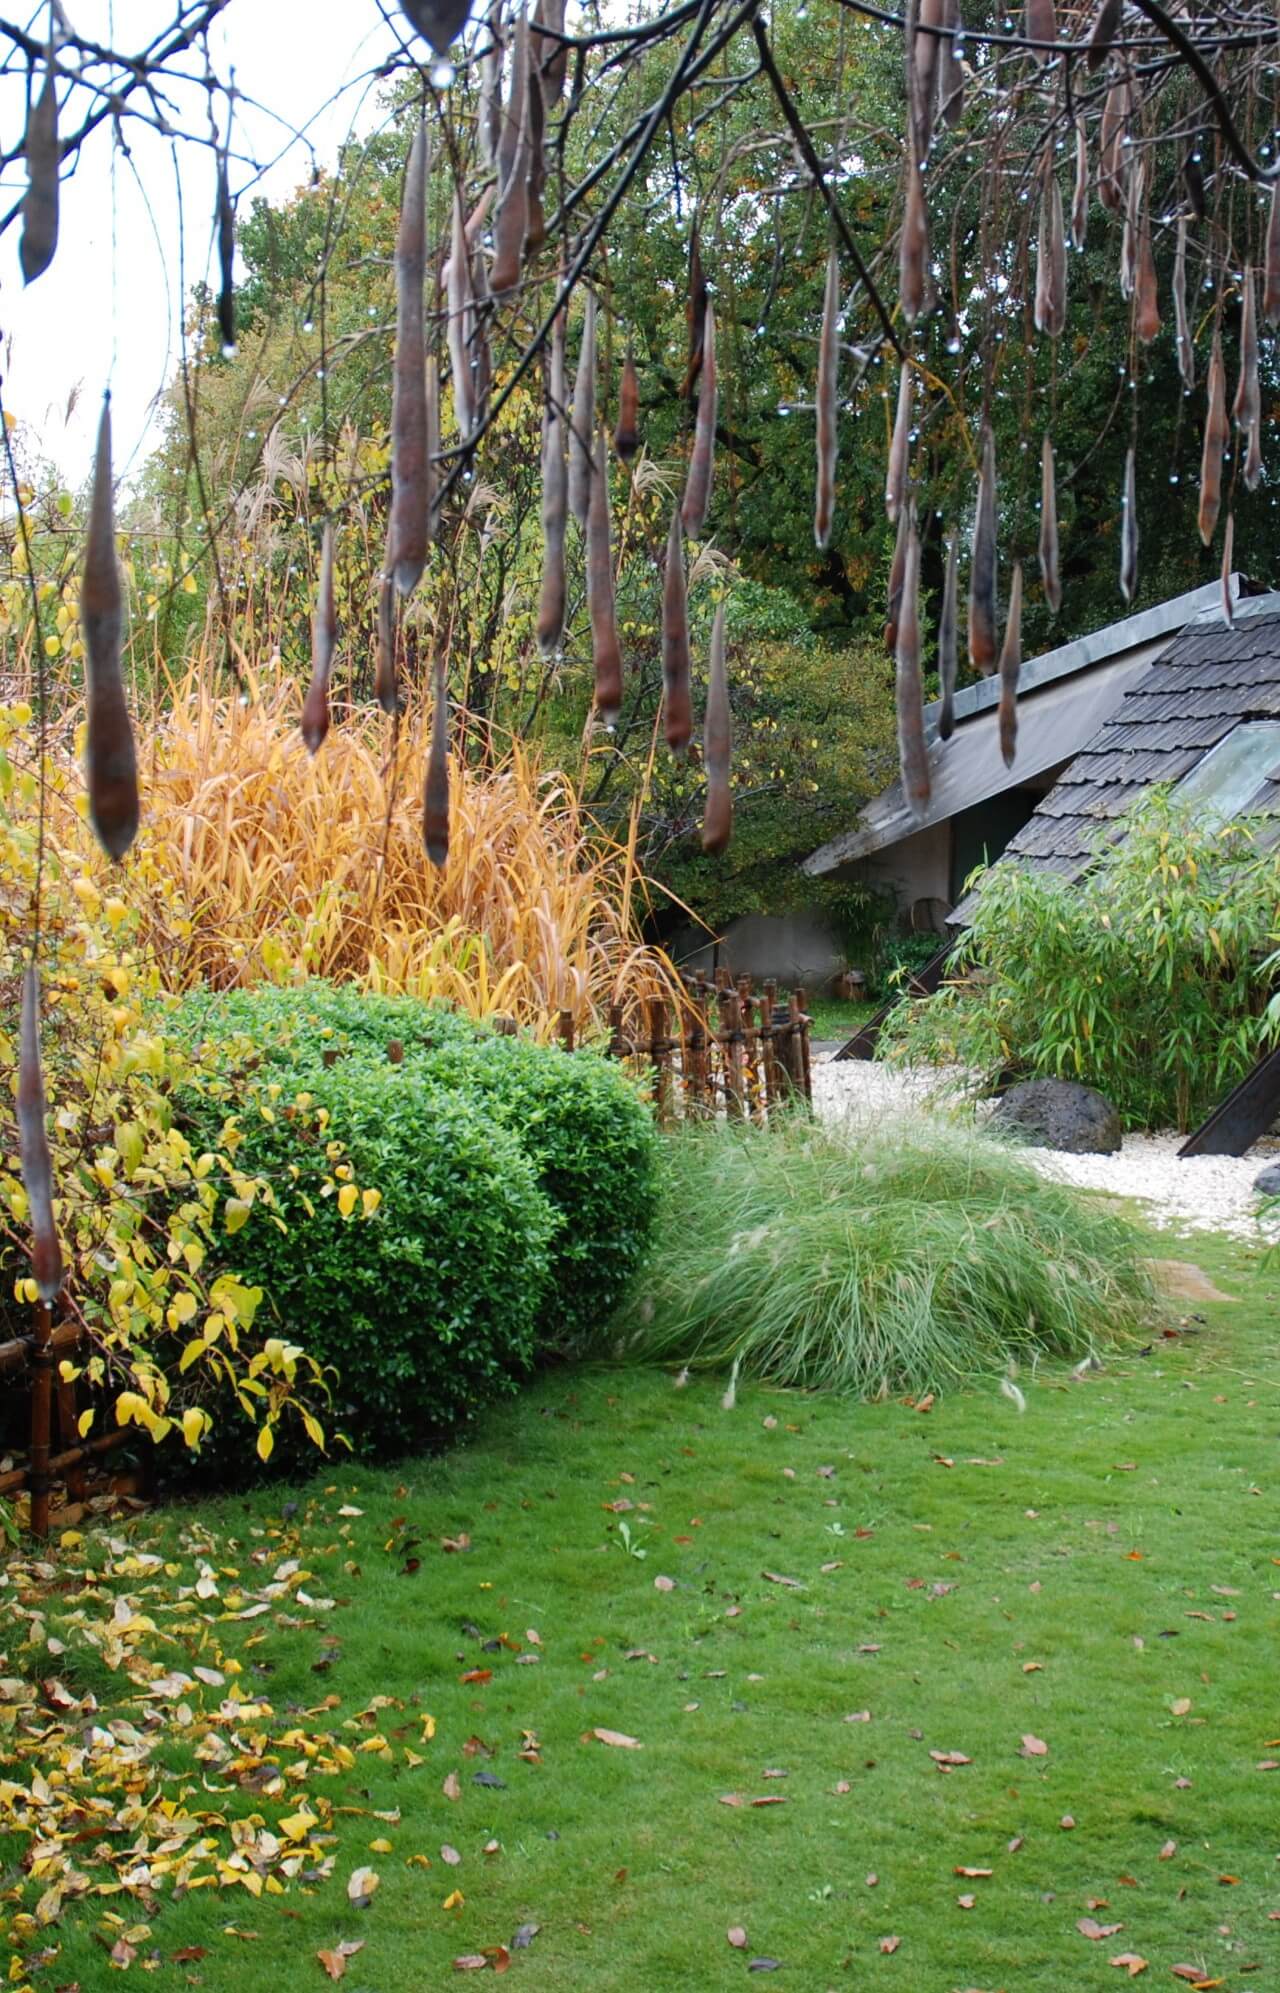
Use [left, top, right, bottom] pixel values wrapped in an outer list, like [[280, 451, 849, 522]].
[[1, 2, 416, 487]]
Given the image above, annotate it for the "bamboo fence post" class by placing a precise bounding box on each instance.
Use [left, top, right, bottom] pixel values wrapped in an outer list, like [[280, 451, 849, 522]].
[[558, 1008, 576, 1052], [28, 1299, 54, 1541], [686, 983, 708, 1115], [740, 992, 762, 1122], [607, 1002, 627, 1060], [793, 985, 814, 1104], [647, 995, 672, 1120], [721, 989, 747, 1118], [760, 980, 780, 1117]]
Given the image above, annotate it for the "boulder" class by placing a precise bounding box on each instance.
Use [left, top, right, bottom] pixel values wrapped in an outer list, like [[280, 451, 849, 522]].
[[1252, 1160, 1280, 1196], [990, 1078, 1122, 1155]]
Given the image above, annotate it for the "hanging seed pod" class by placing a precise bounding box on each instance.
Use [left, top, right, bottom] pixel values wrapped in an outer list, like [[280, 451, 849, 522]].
[[423, 654, 450, 867], [681, 299, 716, 537], [662, 505, 692, 756], [400, 0, 475, 53], [20, 56, 59, 285], [301, 523, 337, 754], [1265, 184, 1280, 326], [389, 120, 430, 596], [1183, 145, 1206, 221], [1039, 432, 1061, 616], [447, 191, 475, 442], [815, 247, 840, 549], [1098, 81, 1128, 213], [497, 7, 529, 195], [537, 312, 568, 659], [701, 599, 733, 855], [968, 422, 998, 671], [1119, 445, 1138, 602], [1134, 215, 1159, 343], [885, 358, 912, 525], [614, 343, 640, 464], [470, 247, 493, 430], [683, 224, 709, 399], [1071, 117, 1089, 251], [81, 399, 139, 862], [525, 29, 547, 260], [374, 570, 398, 715], [1085, 0, 1121, 70], [997, 562, 1023, 770], [912, 0, 941, 159], [216, 150, 236, 353], [1234, 266, 1263, 492], [568, 289, 597, 529], [18, 963, 62, 1304], [1024, 0, 1055, 62], [1119, 162, 1138, 302], [492, 12, 530, 296], [1173, 218, 1195, 392], [587, 429, 623, 727], [1035, 175, 1067, 336], [895, 509, 931, 811], [938, 0, 965, 127], [899, 146, 929, 323], [1198, 331, 1228, 546], [1221, 514, 1235, 627], [884, 505, 909, 654], [478, 6, 504, 169], [938, 528, 959, 741], [532, 0, 568, 105], [425, 352, 441, 535]]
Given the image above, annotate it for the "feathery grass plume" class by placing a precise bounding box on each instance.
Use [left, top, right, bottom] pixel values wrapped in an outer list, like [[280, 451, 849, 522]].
[[447, 191, 475, 442], [614, 343, 640, 464], [400, 0, 475, 55], [491, 10, 530, 296], [20, 53, 58, 285], [389, 120, 430, 595], [661, 504, 692, 756], [601, 1115, 1153, 1399], [885, 357, 911, 524], [1234, 266, 1263, 491], [814, 248, 840, 549], [899, 143, 929, 323], [884, 503, 909, 654], [1198, 330, 1228, 545], [18, 962, 62, 1304], [81, 398, 139, 861], [374, 570, 398, 715], [1098, 80, 1128, 213], [681, 299, 716, 536], [216, 149, 236, 353], [1038, 432, 1061, 616], [937, 529, 959, 740], [701, 598, 733, 855], [968, 422, 998, 670], [1174, 218, 1195, 390], [423, 654, 451, 866], [301, 522, 337, 754], [720, 1354, 741, 1413], [895, 507, 930, 812], [999, 1373, 1027, 1414], [1086, 0, 1121, 67], [587, 429, 623, 727], [997, 560, 1023, 769], [1266, 185, 1280, 326], [682, 223, 709, 398], [532, 0, 568, 103], [537, 309, 568, 659], [568, 289, 597, 529], [1024, 0, 1055, 60], [1119, 445, 1138, 603], [1071, 117, 1089, 249], [937, 0, 964, 126]]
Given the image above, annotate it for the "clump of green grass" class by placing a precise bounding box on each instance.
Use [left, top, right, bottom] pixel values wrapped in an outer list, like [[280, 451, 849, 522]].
[[605, 1113, 1156, 1395]]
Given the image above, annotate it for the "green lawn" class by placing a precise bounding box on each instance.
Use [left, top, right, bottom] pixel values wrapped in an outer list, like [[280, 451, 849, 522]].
[[798, 994, 877, 1043], [4, 1229, 1278, 1991]]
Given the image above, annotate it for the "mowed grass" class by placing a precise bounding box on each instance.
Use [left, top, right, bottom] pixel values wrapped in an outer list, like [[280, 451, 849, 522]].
[[11, 1229, 1280, 1992]]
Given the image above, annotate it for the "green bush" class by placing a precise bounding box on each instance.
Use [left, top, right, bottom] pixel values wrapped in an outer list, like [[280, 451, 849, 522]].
[[879, 792, 1280, 1130], [601, 1113, 1154, 1397]]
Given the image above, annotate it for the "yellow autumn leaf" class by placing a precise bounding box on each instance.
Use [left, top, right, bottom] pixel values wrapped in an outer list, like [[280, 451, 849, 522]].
[[224, 1196, 252, 1235], [361, 1187, 382, 1217], [256, 1424, 275, 1463], [77, 1407, 94, 1438], [347, 1866, 380, 1904], [442, 1889, 464, 1910], [337, 1183, 359, 1219]]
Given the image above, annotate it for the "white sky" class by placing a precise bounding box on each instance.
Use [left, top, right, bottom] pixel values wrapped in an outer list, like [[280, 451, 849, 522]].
[[1, 2, 415, 486]]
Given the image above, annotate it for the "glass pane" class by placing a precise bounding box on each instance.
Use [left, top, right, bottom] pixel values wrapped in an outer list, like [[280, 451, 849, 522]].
[[1175, 721, 1280, 822]]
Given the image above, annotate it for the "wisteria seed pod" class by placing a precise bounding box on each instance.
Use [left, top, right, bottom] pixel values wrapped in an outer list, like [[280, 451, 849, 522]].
[[662, 504, 692, 755], [81, 399, 139, 861], [20, 59, 59, 285], [301, 522, 337, 754]]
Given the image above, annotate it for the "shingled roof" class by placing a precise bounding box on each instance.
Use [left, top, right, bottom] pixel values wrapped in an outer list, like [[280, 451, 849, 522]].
[[988, 592, 1280, 887]]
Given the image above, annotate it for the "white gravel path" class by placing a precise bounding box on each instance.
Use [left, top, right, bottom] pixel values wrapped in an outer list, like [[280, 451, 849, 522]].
[[812, 1055, 1279, 1242]]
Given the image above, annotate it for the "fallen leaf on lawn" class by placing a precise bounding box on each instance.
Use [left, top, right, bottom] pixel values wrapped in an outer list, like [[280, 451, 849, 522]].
[[1171, 1971, 1215, 1986], [749, 1795, 787, 1806], [762, 1571, 805, 1589], [110, 1942, 137, 1969], [954, 1867, 993, 1878], [866, 1872, 879, 1886], [1007, 1835, 1024, 1854], [489, 1947, 512, 1974], [1108, 1958, 1148, 1978], [834, 1780, 851, 1794], [1159, 1839, 1177, 1860], [512, 1924, 540, 1949], [1021, 1734, 1049, 1757], [526, 1628, 542, 1646], [1077, 1918, 1123, 1940], [845, 1710, 871, 1723], [719, 1793, 743, 1807], [878, 1934, 901, 1954], [1170, 1697, 1192, 1716], [1060, 1815, 1076, 1829], [453, 1957, 487, 1972], [748, 1961, 782, 1974], [441, 1845, 462, 1866], [443, 1888, 464, 1910], [347, 1867, 380, 1907], [441, 1534, 471, 1553], [728, 1927, 748, 1949], [443, 1771, 462, 1801], [957, 1894, 976, 1909], [592, 1727, 642, 1749], [929, 1750, 971, 1766], [316, 1942, 365, 1982], [1257, 1760, 1280, 1771], [1022, 1661, 1043, 1674], [916, 1394, 935, 1412], [460, 1669, 492, 1685], [654, 1575, 676, 1592], [1218, 1874, 1240, 1885]]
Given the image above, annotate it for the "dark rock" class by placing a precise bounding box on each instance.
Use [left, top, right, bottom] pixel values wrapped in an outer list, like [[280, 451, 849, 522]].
[[990, 1078, 1122, 1155], [1253, 1160, 1280, 1195]]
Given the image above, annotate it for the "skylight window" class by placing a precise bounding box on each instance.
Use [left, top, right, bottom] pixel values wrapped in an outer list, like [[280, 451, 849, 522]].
[[1174, 720, 1280, 822]]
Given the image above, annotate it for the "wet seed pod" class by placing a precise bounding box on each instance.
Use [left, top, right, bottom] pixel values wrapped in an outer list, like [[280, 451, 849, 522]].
[[20, 56, 59, 285], [1086, 0, 1121, 69], [937, 529, 959, 741], [423, 655, 451, 867], [683, 224, 709, 399], [1174, 218, 1195, 392], [301, 522, 337, 754], [815, 248, 840, 550], [537, 311, 568, 660], [701, 598, 733, 855], [661, 505, 692, 756], [587, 429, 623, 727], [899, 147, 929, 323], [1198, 332, 1228, 546], [681, 299, 716, 537], [968, 423, 998, 671], [81, 399, 139, 861], [937, 0, 965, 127], [1133, 190, 1159, 345], [389, 120, 430, 596], [614, 343, 640, 465], [912, 0, 942, 159], [532, 0, 568, 105], [1265, 184, 1280, 327], [1035, 175, 1067, 336], [1098, 81, 1128, 214], [1234, 266, 1263, 492], [1039, 432, 1060, 617], [1119, 445, 1138, 603], [896, 508, 931, 812], [1183, 144, 1206, 221], [18, 963, 62, 1304], [491, 10, 530, 296], [1024, 0, 1055, 63], [216, 151, 236, 353], [885, 358, 912, 526], [568, 290, 597, 529], [1071, 117, 1088, 251], [884, 504, 910, 655], [997, 562, 1023, 770], [478, 6, 504, 168], [374, 570, 398, 715], [447, 192, 475, 442], [400, 0, 475, 56]]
